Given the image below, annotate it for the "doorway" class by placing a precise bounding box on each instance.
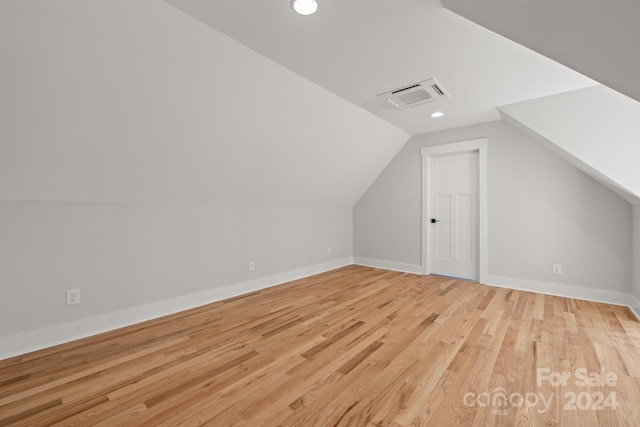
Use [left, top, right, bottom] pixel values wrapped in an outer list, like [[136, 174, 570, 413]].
[[421, 139, 488, 283]]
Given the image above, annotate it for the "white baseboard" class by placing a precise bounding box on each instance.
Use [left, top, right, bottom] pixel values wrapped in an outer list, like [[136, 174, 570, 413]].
[[629, 294, 640, 320], [353, 257, 423, 275], [0, 257, 354, 361], [352, 262, 638, 319], [486, 274, 633, 307], [3, 260, 637, 361]]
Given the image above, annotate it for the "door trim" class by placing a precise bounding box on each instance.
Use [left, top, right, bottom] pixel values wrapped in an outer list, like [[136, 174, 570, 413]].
[[421, 138, 488, 283]]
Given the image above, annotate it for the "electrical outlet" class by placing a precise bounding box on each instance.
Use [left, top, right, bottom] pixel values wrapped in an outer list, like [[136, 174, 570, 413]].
[[66, 288, 80, 305], [552, 264, 562, 275], [248, 261, 255, 272], [327, 247, 332, 256]]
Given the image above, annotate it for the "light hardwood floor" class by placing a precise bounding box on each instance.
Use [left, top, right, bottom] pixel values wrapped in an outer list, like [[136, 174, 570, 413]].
[[1, 265, 639, 426]]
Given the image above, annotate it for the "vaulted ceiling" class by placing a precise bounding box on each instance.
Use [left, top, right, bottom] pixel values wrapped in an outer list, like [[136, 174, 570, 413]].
[[443, 0, 640, 103], [0, 0, 408, 206], [500, 86, 640, 204], [162, 0, 640, 204], [2, 0, 638, 208], [441, 0, 640, 203], [163, 0, 595, 135]]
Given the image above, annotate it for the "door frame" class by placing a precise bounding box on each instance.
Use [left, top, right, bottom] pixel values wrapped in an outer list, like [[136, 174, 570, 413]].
[[421, 138, 488, 283]]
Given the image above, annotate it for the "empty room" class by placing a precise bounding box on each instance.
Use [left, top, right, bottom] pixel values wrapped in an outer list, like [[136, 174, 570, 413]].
[[1, 0, 639, 426]]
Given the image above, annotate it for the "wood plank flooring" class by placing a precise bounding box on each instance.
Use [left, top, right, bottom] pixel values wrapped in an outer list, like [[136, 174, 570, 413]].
[[1, 265, 639, 426]]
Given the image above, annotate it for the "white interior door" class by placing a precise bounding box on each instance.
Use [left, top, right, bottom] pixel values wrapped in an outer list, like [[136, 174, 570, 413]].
[[429, 151, 479, 280]]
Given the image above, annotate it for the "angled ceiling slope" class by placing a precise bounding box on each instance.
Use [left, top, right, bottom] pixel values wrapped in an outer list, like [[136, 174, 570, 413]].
[[163, 0, 594, 135], [443, 0, 640, 103], [0, 0, 408, 206], [499, 86, 640, 205]]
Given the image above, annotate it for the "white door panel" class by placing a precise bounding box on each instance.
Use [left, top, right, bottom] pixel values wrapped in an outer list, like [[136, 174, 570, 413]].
[[436, 194, 451, 260], [429, 152, 479, 280]]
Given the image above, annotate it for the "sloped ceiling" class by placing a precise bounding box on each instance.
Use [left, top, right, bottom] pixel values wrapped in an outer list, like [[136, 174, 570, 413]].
[[161, 0, 640, 209], [0, 0, 408, 206], [442, 0, 640, 103], [163, 0, 595, 135], [499, 86, 640, 204], [442, 0, 640, 204]]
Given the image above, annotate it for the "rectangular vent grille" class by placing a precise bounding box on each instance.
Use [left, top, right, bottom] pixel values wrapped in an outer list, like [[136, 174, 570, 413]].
[[392, 84, 420, 94], [432, 84, 445, 96], [397, 89, 433, 106], [377, 78, 449, 110]]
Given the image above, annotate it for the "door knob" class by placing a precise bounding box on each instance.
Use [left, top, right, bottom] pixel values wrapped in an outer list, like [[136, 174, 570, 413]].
[[431, 218, 440, 223]]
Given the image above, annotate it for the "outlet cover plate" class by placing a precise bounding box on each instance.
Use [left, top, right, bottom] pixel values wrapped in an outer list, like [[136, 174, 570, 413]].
[[66, 288, 80, 305]]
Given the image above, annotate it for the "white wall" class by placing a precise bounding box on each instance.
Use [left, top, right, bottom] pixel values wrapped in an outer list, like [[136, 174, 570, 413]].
[[0, 0, 408, 205], [443, 0, 640, 103], [354, 120, 632, 293], [0, 201, 352, 338], [633, 206, 640, 313], [499, 86, 640, 203], [0, 0, 408, 353]]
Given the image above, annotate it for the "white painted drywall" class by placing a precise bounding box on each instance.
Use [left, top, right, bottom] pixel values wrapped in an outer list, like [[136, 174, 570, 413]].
[[633, 206, 640, 313], [354, 121, 632, 293], [164, 0, 595, 136], [0, 0, 407, 342], [0, 201, 353, 338], [443, 0, 640, 103], [0, 0, 408, 205], [499, 86, 640, 203]]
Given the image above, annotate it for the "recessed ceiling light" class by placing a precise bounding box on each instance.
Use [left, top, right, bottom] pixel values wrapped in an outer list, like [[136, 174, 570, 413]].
[[291, 0, 318, 15], [430, 111, 444, 118]]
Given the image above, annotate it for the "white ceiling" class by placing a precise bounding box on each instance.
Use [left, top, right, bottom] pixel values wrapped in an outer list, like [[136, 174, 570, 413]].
[[0, 0, 408, 205], [500, 86, 640, 204], [163, 0, 596, 135], [443, 0, 640, 103]]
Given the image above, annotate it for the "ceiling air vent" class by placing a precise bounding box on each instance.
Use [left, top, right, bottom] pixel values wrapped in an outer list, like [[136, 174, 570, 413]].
[[377, 78, 450, 110]]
